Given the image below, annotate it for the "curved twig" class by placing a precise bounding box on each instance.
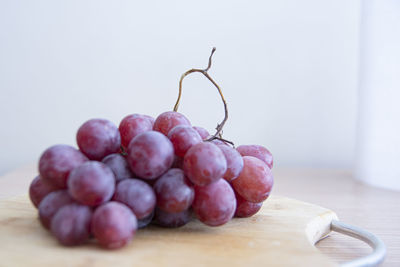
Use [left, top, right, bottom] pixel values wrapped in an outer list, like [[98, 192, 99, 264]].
[[173, 48, 231, 144]]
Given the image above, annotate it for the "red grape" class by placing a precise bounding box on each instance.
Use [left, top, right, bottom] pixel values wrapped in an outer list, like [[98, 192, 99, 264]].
[[192, 179, 236, 226], [154, 208, 191, 228], [91, 201, 137, 249], [38, 190, 75, 229], [211, 139, 229, 146], [234, 192, 263, 218], [183, 142, 227, 186], [236, 145, 273, 169], [143, 115, 155, 126], [29, 175, 57, 208], [127, 131, 174, 179], [119, 114, 153, 148], [193, 126, 210, 140], [168, 125, 202, 157], [102, 153, 133, 181], [39, 145, 88, 188], [153, 168, 194, 213], [113, 179, 156, 219], [153, 111, 191, 136], [231, 156, 273, 203], [50, 204, 92, 246], [67, 161, 115, 206], [76, 118, 121, 160], [216, 145, 243, 182], [137, 211, 154, 229]]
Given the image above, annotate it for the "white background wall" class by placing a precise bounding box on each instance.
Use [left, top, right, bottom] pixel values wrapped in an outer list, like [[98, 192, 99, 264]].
[[0, 0, 360, 175]]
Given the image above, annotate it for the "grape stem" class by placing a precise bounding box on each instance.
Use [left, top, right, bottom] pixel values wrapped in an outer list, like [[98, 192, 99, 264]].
[[173, 48, 234, 146], [120, 145, 128, 156]]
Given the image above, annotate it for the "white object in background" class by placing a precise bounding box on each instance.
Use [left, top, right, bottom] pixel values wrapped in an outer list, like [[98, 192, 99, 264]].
[[355, 0, 400, 191]]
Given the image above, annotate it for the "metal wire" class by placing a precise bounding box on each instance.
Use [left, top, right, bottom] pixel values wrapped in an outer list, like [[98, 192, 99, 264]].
[[331, 220, 386, 267]]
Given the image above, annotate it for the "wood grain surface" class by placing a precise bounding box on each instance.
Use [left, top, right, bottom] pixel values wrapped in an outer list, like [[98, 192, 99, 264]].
[[273, 169, 400, 267], [0, 194, 337, 267], [1, 165, 399, 266]]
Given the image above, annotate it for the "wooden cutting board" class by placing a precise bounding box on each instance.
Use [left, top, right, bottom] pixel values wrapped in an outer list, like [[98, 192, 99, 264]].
[[0, 194, 338, 267]]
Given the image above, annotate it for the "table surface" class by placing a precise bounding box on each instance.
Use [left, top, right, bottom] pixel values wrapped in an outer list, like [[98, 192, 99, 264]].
[[0, 165, 399, 266]]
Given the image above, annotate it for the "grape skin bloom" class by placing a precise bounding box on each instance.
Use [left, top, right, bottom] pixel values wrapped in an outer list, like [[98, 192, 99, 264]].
[[153, 168, 194, 213], [76, 118, 121, 161], [51, 204, 92, 246], [193, 126, 210, 140], [236, 145, 273, 169], [215, 144, 244, 182], [39, 145, 88, 188], [91, 201, 138, 249], [113, 178, 156, 219], [232, 156, 273, 203], [192, 179, 236, 226], [119, 114, 153, 148], [102, 153, 133, 182], [127, 131, 174, 179], [234, 192, 263, 218], [183, 142, 227, 186], [153, 111, 191, 136], [67, 161, 115, 207], [38, 190, 75, 229], [168, 125, 202, 158], [29, 175, 57, 208]]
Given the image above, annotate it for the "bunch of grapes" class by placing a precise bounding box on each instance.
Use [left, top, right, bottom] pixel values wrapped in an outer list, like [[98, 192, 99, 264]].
[[28, 48, 274, 249]]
